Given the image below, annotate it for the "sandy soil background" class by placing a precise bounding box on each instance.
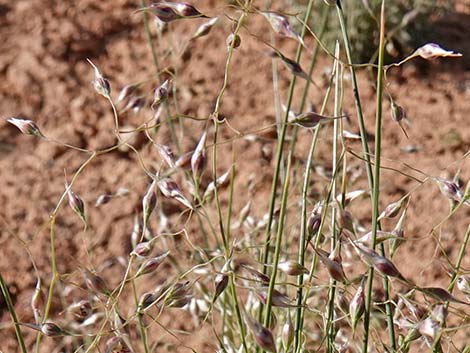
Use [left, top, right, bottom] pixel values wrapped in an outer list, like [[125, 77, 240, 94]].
[[1, 0, 470, 352]]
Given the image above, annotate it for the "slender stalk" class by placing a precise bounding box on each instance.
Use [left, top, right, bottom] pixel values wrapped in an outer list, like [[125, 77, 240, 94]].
[[0, 273, 27, 353], [260, 0, 315, 278], [325, 41, 341, 353], [362, 3, 388, 352], [263, 157, 292, 330], [140, 0, 180, 153]]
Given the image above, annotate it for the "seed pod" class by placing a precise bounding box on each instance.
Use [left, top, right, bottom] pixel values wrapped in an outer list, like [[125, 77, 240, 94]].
[[356, 230, 395, 246], [175, 150, 192, 169], [41, 321, 66, 337], [191, 131, 207, 180], [66, 183, 87, 226], [270, 50, 309, 82], [350, 240, 408, 282], [87, 59, 110, 98], [116, 83, 139, 104], [82, 269, 110, 296], [163, 2, 208, 18], [313, 247, 347, 283], [31, 279, 43, 324], [138, 291, 159, 311], [104, 336, 121, 353], [277, 260, 309, 276], [241, 264, 270, 285], [290, 111, 346, 129], [213, 273, 229, 303], [7, 117, 45, 138], [335, 289, 349, 314], [282, 313, 294, 351], [95, 193, 112, 207], [203, 168, 231, 200], [131, 240, 154, 258], [151, 79, 170, 109], [130, 213, 140, 249], [192, 17, 218, 40], [157, 177, 192, 209], [434, 177, 467, 205], [378, 196, 408, 220], [418, 286, 469, 305], [256, 288, 296, 308], [136, 3, 181, 23], [245, 315, 276, 352], [350, 276, 366, 333], [142, 179, 158, 228], [135, 251, 170, 277], [68, 300, 92, 320], [413, 43, 462, 60], [261, 12, 303, 44], [154, 143, 175, 169], [457, 275, 470, 297], [226, 33, 241, 50], [121, 95, 146, 114], [390, 208, 407, 258]]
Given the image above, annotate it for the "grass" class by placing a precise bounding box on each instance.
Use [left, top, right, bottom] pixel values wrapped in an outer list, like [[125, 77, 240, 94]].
[[1, 1, 469, 352]]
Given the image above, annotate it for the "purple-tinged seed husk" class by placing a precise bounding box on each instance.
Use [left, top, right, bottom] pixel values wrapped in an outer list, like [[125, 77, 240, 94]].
[[413, 43, 462, 60], [82, 269, 110, 296], [157, 177, 192, 209], [277, 260, 309, 276], [135, 251, 170, 277], [282, 313, 294, 351], [335, 289, 349, 314], [95, 193, 112, 207], [434, 177, 468, 205], [104, 336, 121, 353], [130, 213, 140, 248], [138, 291, 159, 311], [131, 240, 154, 258], [136, 3, 181, 23], [213, 273, 229, 303], [151, 79, 170, 109], [261, 12, 304, 46], [290, 111, 346, 129], [69, 300, 92, 320], [417, 286, 470, 305], [390, 208, 407, 258], [142, 179, 158, 228], [245, 315, 276, 352], [203, 168, 231, 200], [165, 2, 208, 18], [7, 117, 45, 138], [66, 183, 87, 226], [154, 143, 175, 169], [313, 247, 347, 283], [241, 264, 270, 284], [116, 83, 139, 104], [457, 275, 470, 297], [191, 131, 207, 180], [378, 195, 408, 220], [175, 150, 193, 169], [41, 321, 66, 337], [192, 17, 218, 40], [256, 287, 296, 308], [86, 59, 110, 98], [350, 276, 366, 333], [226, 33, 241, 50]]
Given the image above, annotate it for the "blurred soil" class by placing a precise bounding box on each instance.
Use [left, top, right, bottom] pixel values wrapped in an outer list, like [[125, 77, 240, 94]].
[[1, 0, 470, 352]]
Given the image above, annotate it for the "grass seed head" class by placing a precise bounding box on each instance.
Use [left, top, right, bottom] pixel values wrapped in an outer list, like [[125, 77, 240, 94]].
[[41, 321, 66, 337], [66, 184, 86, 225], [350, 276, 366, 333], [158, 177, 192, 209], [69, 300, 92, 320], [282, 313, 294, 351], [246, 315, 276, 352], [7, 117, 45, 137], [192, 17, 218, 40], [87, 59, 111, 98], [457, 275, 470, 297], [277, 260, 309, 276], [82, 269, 110, 296], [135, 251, 170, 277], [261, 12, 302, 45], [136, 3, 181, 23], [226, 33, 241, 50], [166, 2, 208, 18], [142, 179, 158, 225], [151, 79, 170, 109]]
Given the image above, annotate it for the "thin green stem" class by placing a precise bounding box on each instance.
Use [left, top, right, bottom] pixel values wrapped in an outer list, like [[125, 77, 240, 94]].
[[0, 272, 27, 353], [362, 3, 390, 352]]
